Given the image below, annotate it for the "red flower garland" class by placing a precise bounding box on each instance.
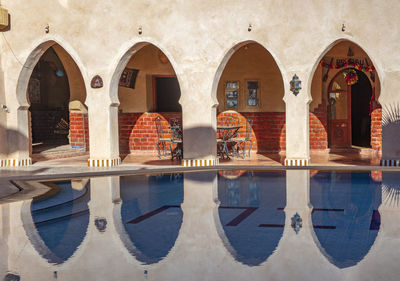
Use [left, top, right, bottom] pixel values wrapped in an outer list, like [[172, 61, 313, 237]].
[[320, 58, 375, 72]]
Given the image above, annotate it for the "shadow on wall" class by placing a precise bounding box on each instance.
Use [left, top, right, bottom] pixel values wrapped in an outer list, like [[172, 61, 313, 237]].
[[217, 111, 286, 153], [382, 103, 400, 159], [118, 112, 182, 158], [1, 124, 29, 155]]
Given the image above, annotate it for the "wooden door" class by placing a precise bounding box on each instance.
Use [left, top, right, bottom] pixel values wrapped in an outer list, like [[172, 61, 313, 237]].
[[328, 71, 351, 148]]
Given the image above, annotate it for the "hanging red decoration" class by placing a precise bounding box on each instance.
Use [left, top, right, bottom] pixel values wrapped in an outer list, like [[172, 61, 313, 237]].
[[343, 69, 358, 85], [320, 58, 375, 73]]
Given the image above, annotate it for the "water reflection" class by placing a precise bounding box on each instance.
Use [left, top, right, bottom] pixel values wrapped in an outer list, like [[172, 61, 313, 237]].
[[119, 174, 184, 264], [310, 172, 381, 268], [1, 170, 400, 280], [24, 180, 90, 264], [217, 171, 286, 266]]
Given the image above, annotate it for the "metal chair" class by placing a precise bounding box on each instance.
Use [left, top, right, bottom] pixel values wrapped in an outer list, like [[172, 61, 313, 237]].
[[217, 116, 240, 159], [234, 118, 253, 159], [169, 118, 183, 160], [155, 116, 172, 159]]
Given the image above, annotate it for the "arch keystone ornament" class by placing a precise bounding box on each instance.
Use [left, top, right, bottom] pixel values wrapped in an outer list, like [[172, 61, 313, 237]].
[[91, 75, 103, 88]]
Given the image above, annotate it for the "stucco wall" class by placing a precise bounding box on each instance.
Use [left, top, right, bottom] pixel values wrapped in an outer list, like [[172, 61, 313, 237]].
[[0, 0, 399, 162]]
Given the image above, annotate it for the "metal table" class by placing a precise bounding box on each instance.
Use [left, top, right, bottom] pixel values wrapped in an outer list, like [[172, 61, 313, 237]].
[[217, 126, 241, 159]]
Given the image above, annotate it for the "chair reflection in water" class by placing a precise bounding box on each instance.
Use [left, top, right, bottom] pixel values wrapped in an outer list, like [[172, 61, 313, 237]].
[[155, 116, 182, 160]]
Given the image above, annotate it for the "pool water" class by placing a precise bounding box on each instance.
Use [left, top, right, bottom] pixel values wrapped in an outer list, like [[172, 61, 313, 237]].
[[0, 170, 399, 281]]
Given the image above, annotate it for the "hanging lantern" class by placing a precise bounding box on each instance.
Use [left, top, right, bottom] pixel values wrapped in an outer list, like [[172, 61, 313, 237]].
[[290, 74, 302, 96]]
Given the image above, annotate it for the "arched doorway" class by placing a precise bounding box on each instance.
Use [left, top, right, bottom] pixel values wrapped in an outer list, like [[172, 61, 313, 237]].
[[310, 40, 382, 162], [26, 44, 88, 160], [29, 47, 70, 150], [215, 42, 285, 159], [327, 69, 373, 148], [116, 43, 182, 160]]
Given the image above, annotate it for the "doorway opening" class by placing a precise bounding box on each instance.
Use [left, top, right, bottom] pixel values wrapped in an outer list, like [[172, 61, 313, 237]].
[[26, 44, 88, 162], [327, 69, 373, 149], [153, 76, 181, 112], [29, 47, 70, 152]]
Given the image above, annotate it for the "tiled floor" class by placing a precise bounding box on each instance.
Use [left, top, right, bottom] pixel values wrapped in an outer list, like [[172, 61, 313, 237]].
[[29, 149, 382, 167]]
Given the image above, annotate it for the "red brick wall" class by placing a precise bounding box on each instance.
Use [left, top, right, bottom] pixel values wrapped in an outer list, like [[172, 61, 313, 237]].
[[117, 107, 381, 155], [69, 112, 89, 151], [118, 112, 182, 155], [217, 112, 286, 152], [308, 101, 382, 151], [310, 101, 328, 150], [371, 108, 382, 150]]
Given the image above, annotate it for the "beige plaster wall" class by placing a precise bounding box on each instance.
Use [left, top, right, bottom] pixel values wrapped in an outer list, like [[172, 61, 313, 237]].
[[0, 53, 7, 158], [217, 43, 284, 112], [0, 0, 399, 161], [118, 44, 176, 113]]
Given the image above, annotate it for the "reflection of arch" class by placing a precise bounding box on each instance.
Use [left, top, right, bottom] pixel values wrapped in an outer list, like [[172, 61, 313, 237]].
[[21, 181, 90, 265], [216, 171, 286, 266], [310, 171, 381, 268], [114, 174, 184, 264]]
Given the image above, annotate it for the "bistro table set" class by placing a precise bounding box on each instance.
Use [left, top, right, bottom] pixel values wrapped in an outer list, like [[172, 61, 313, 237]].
[[155, 116, 253, 160], [217, 116, 253, 159]]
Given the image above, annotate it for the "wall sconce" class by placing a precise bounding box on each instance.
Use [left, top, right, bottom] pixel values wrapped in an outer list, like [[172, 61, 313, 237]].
[[138, 26, 142, 35], [290, 74, 302, 96], [44, 24, 49, 33], [1, 104, 9, 113], [248, 23, 252, 32], [341, 23, 346, 32]]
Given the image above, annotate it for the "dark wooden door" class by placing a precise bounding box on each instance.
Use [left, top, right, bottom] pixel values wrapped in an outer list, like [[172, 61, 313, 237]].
[[328, 71, 352, 148]]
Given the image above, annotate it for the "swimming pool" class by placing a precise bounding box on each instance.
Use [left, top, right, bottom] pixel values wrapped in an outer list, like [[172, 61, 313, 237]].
[[0, 170, 399, 281]]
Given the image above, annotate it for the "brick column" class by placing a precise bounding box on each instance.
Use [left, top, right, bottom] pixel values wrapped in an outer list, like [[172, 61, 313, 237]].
[[371, 108, 382, 151], [69, 112, 89, 150]]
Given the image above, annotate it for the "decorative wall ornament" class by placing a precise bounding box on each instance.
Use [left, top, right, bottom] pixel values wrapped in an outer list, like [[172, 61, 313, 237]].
[[225, 81, 239, 108], [247, 80, 259, 106], [347, 47, 354, 57], [291, 212, 302, 234], [320, 58, 375, 72], [95, 218, 107, 232], [119, 68, 139, 89], [290, 74, 301, 96], [91, 75, 103, 88], [343, 69, 358, 85]]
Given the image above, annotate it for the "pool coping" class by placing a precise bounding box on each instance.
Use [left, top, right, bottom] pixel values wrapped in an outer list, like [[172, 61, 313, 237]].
[[0, 164, 399, 182]]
